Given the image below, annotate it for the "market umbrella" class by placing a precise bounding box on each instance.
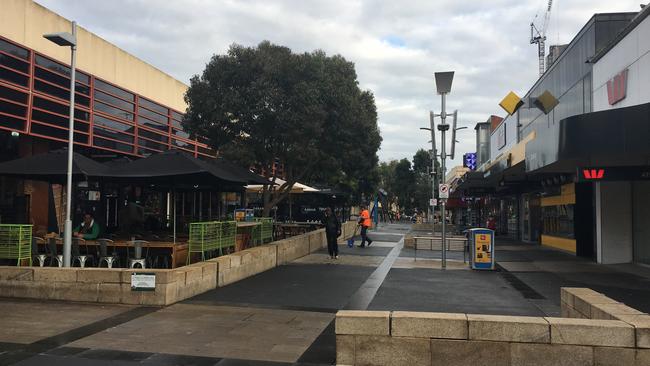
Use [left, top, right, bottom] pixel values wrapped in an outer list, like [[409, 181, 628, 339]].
[[0, 149, 109, 182]]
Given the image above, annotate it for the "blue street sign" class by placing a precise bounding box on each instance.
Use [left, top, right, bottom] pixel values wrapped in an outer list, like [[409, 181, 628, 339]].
[[463, 152, 477, 170]]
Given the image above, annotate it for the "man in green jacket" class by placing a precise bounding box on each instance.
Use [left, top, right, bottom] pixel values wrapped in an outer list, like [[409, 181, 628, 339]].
[[73, 213, 100, 240]]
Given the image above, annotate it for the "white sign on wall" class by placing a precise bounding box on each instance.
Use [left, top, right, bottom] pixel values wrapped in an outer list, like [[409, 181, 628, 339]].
[[439, 184, 449, 199]]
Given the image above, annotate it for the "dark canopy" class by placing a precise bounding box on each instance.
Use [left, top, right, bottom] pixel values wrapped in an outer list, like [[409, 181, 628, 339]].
[[0, 149, 109, 182], [108, 150, 268, 185]]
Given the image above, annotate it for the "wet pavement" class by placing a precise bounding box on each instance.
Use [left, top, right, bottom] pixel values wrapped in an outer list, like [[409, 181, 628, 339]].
[[3, 222, 650, 365]]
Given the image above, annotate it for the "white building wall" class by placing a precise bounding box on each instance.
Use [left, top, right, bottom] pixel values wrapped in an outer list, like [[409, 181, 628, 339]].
[[593, 14, 650, 111], [489, 116, 517, 163]]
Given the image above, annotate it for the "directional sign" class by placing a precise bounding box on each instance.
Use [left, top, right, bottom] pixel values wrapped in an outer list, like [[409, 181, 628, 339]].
[[439, 184, 449, 199]]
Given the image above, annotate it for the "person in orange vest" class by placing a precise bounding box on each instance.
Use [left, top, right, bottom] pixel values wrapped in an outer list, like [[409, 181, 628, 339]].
[[357, 204, 373, 247]]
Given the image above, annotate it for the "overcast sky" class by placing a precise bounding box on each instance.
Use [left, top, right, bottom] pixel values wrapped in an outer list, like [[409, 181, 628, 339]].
[[36, 0, 643, 167]]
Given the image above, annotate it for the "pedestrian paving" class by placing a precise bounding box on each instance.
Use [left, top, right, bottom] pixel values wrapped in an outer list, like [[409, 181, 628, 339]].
[[3, 223, 650, 365]]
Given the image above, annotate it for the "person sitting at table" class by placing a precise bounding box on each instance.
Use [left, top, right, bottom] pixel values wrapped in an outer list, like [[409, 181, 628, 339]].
[[73, 213, 100, 240]]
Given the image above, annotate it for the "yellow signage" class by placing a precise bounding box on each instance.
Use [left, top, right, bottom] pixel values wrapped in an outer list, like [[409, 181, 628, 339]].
[[474, 233, 492, 263], [499, 91, 524, 115]]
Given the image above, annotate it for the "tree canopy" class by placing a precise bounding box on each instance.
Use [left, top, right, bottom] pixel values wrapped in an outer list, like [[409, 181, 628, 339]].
[[183, 41, 381, 214]]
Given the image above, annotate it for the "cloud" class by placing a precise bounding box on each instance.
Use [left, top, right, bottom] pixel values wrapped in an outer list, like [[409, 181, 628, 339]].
[[35, 0, 644, 167]]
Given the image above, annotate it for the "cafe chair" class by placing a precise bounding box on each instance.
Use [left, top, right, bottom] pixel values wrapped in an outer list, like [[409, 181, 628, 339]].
[[46, 237, 63, 267], [128, 239, 149, 269], [72, 237, 94, 268], [31, 237, 47, 267], [97, 238, 119, 268]]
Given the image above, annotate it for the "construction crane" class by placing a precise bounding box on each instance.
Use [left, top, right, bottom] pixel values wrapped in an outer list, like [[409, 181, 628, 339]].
[[530, 0, 553, 76]]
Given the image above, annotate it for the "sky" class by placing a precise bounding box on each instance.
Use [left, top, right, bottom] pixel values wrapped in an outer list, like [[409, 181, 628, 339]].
[[36, 0, 644, 167]]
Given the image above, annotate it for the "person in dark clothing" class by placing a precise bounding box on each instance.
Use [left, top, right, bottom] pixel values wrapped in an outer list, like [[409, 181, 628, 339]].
[[323, 207, 341, 259]]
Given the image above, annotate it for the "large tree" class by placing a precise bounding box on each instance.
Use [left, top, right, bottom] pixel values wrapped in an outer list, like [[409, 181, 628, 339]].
[[183, 41, 381, 215]]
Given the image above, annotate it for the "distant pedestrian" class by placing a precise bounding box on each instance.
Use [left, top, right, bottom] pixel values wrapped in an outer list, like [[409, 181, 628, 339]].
[[323, 207, 341, 259], [358, 204, 373, 247]]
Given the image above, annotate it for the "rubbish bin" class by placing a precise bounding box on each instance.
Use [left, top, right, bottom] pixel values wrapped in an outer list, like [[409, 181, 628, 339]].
[[468, 228, 495, 270]]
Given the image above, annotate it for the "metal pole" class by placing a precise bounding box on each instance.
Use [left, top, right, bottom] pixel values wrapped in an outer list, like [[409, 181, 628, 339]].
[[429, 118, 436, 234], [440, 93, 447, 270], [62, 21, 77, 267]]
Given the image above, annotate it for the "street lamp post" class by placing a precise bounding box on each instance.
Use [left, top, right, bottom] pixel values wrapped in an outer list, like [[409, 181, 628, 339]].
[[44, 21, 77, 267], [433, 71, 455, 270]]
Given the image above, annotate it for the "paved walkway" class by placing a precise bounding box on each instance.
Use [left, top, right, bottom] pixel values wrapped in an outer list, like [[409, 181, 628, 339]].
[[2, 224, 650, 365]]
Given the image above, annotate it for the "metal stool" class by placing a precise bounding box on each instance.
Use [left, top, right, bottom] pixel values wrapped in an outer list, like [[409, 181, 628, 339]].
[[128, 239, 149, 269], [32, 237, 47, 267], [72, 237, 89, 268], [46, 237, 63, 267], [97, 238, 118, 268]]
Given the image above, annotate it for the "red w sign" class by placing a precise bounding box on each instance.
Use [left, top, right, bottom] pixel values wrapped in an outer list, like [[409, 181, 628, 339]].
[[583, 169, 605, 180], [607, 69, 628, 105]]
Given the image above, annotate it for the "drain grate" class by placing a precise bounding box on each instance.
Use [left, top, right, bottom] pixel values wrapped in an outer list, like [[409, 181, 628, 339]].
[[497, 265, 546, 300]]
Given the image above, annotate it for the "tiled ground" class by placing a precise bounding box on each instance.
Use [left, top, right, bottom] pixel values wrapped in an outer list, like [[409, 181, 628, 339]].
[[69, 304, 333, 363]]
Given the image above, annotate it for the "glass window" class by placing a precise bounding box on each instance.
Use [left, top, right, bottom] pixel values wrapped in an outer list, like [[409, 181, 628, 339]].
[[138, 107, 168, 125], [0, 53, 29, 74], [198, 146, 215, 156], [93, 115, 134, 133], [94, 101, 134, 121], [31, 109, 89, 132], [0, 84, 28, 104], [94, 125, 134, 144], [139, 128, 168, 143], [171, 128, 189, 139], [30, 122, 89, 143], [0, 113, 26, 131], [138, 117, 168, 132], [94, 79, 134, 101], [172, 138, 192, 149], [34, 79, 68, 100], [139, 97, 168, 115], [0, 67, 29, 87], [0, 39, 29, 60], [93, 136, 133, 153], [171, 110, 184, 121], [34, 55, 89, 84], [137, 137, 165, 151], [0, 99, 27, 117], [542, 204, 575, 239], [94, 90, 134, 111], [32, 97, 90, 121]]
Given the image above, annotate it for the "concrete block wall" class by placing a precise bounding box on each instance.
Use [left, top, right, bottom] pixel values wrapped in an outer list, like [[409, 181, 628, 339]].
[[337, 289, 650, 365], [0, 222, 357, 306]]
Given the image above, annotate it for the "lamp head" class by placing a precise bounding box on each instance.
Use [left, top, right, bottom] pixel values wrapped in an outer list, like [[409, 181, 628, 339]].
[[43, 32, 76, 47], [434, 71, 454, 94]]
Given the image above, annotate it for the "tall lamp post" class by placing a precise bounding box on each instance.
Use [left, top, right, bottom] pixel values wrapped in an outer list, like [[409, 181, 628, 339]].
[[44, 21, 77, 267]]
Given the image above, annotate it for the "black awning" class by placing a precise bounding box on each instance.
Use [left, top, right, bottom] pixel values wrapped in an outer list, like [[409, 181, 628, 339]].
[[0, 149, 109, 182], [108, 150, 267, 186]]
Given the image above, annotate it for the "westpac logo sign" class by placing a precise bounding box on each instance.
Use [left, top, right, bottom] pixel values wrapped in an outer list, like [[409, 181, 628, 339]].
[[607, 69, 628, 105], [583, 169, 605, 180]]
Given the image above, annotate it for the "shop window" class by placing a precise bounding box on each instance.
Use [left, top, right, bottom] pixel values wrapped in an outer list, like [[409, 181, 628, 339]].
[[0, 84, 28, 105], [0, 39, 29, 60], [0, 53, 29, 74], [542, 204, 575, 239], [94, 79, 134, 101]]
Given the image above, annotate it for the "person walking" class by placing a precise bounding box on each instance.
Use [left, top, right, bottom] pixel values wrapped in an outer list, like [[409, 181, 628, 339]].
[[323, 207, 341, 259], [358, 204, 373, 247]]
